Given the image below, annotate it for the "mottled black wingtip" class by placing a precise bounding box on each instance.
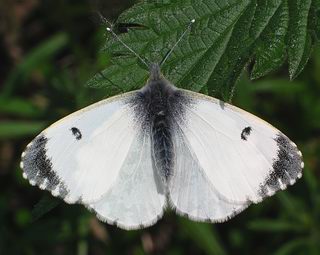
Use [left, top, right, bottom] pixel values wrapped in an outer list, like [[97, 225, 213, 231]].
[[258, 133, 303, 198], [20, 134, 68, 199]]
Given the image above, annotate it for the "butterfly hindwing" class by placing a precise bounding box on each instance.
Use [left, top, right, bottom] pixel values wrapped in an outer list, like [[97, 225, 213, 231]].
[[168, 126, 248, 222], [89, 131, 165, 229]]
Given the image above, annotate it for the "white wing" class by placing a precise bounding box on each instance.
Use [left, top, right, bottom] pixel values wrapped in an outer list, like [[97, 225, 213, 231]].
[[168, 127, 248, 222], [21, 92, 165, 229], [89, 131, 165, 230], [169, 90, 303, 213]]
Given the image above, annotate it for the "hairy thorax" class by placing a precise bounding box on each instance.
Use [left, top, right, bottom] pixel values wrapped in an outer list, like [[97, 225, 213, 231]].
[[131, 73, 187, 182]]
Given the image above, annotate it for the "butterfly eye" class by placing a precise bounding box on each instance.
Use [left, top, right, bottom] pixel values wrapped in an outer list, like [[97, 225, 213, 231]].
[[70, 127, 82, 140], [241, 126, 252, 141]]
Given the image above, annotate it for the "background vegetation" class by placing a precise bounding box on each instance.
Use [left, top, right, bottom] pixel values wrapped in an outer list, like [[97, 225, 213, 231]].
[[0, 0, 319, 254]]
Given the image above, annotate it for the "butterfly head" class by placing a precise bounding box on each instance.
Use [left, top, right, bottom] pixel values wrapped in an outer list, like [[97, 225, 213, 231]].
[[149, 63, 162, 81], [140, 62, 175, 95]]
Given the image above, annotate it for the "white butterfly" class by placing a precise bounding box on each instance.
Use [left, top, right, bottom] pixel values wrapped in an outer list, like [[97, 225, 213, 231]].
[[20, 20, 303, 230]]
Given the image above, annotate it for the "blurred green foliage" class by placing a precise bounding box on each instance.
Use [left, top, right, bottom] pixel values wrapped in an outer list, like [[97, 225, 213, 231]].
[[0, 0, 319, 255]]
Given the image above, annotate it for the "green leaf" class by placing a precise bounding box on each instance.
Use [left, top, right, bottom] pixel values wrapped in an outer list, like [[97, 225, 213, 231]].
[[251, 79, 304, 93], [88, 0, 320, 100], [251, 2, 288, 79], [288, 0, 313, 80], [0, 97, 43, 117], [276, 192, 309, 222], [31, 195, 61, 222], [15, 208, 32, 227], [1, 33, 68, 98], [0, 121, 46, 139], [274, 238, 309, 255], [247, 218, 304, 232], [178, 218, 226, 255], [87, 58, 148, 90]]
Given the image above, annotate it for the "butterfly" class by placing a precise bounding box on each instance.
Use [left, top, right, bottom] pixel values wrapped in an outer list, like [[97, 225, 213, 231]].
[[20, 19, 303, 230]]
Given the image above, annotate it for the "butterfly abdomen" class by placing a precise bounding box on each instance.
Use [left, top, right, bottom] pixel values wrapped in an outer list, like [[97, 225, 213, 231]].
[[152, 109, 174, 180]]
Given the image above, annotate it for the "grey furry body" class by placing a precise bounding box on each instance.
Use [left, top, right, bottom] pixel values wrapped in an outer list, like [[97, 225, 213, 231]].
[[130, 64, 189, 181]]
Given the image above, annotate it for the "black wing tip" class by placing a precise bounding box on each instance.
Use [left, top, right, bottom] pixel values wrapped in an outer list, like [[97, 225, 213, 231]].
[[258, 133, 303, 198], [21, 134, 69, 199]]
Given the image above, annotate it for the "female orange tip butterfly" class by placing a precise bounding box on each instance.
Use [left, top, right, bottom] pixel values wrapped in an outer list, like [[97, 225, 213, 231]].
[[20, 17, 303, 230]]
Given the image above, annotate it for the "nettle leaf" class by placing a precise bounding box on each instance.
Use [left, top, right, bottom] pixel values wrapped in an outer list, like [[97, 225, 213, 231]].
[[288, 0, 313, 80], [88, 0, 320, 100]]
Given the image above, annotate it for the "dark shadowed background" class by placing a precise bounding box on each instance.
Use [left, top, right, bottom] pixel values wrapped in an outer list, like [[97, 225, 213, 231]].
[[0, 0, 320, 254]]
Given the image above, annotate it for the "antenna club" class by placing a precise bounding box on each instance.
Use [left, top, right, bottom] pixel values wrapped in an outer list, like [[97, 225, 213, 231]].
[[191, 19, 195, 23], [106, 27, 111, 32]]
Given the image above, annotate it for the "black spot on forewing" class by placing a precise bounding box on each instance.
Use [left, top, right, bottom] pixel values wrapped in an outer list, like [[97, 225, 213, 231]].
[[241, 126, 252, 140], [258, 133, 303, 197], [71, 127, 82, 140], [21, 134, 68, 198]]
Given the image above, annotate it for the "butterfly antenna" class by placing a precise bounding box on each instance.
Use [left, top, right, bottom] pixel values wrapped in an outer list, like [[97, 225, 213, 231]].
[[97, 12, 149, 68], [160, 19, 195, 67]]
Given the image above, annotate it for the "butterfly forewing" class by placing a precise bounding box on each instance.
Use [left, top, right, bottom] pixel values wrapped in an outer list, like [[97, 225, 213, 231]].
[[171, 90, 303, 206], [21, 92, 166, 229]]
